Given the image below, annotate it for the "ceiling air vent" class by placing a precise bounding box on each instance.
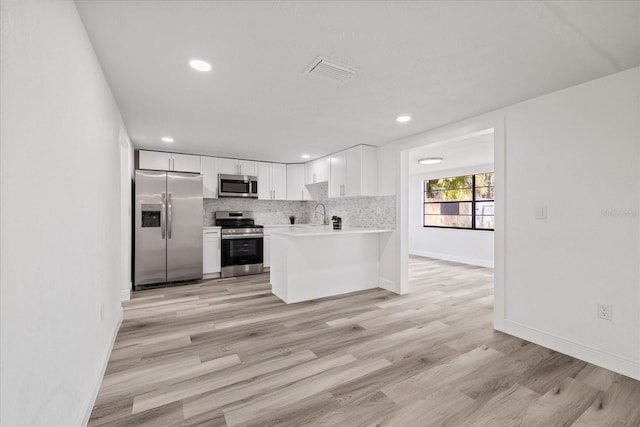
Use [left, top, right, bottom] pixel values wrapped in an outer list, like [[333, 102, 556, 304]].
[[304, 56, 358, 84]]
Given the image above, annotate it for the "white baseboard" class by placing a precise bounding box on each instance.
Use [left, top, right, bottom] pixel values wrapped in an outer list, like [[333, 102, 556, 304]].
[[499, 319, 640, 381], [81, 309, 123, 426], [120, 287, 131, 301], [409, 249, 494, 268], [379, 277, 404, 294]]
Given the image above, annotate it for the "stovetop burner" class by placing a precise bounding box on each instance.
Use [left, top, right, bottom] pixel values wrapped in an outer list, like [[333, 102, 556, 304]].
[[214, 211, 263, 231]]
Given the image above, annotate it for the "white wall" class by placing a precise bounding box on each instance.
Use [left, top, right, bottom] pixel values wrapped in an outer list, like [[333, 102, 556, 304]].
[[409, 164, 494, 267], [1, 1, 130, 425], [501, 68, 639, 377], [378, 67, 640, 379]]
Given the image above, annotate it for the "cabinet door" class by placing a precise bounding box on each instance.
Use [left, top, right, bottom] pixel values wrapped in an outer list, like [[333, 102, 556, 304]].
[[329, 152, 346, 198], [286, 164, 310, 200], [271, 163, 287, 200], [238, 160, 258, 177], [210, 237, 220, 273], [201, 157, 218, 198], [172, 153, 201, 173], [304, 161, 315, 185], [257, 162, 272, 200], [203, 231, 221, 274], [263, 236, 271, 268], [344, 146, 362, 197], [316, 156, 330, 183], [218, 158, 239, 175], [139, 150, 171, 171]]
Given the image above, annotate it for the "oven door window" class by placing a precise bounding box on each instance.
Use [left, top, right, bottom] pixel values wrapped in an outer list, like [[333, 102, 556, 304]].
[[222, 237, 264, 266], [220, 179, 250, 194]]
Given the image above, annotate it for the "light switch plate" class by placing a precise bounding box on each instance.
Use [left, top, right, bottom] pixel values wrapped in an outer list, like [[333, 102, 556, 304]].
[[535, 206, 547, 220]]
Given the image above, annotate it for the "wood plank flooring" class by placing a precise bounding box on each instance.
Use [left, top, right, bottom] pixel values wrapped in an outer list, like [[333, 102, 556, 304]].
[[90, 256, 640, 426]]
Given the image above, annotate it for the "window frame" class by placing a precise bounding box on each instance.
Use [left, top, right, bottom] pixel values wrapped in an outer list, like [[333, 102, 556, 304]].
[[423, 172, 494, 231]]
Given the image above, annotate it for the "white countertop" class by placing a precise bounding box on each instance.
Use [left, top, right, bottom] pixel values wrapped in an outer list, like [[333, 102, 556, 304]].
[[270, 225, 392, 237], [203, 226, 221, 230], [263, 224, 323, 228]]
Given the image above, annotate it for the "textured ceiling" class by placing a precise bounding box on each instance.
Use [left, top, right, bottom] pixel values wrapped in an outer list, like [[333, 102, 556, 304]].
[[75, 0, 640, 163]]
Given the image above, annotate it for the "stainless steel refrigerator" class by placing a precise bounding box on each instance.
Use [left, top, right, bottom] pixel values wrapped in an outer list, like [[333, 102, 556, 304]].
[[134, 170, 203, 289]]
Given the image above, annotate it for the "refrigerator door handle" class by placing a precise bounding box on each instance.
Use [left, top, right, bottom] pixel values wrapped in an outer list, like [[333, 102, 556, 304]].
[[161, 192, 166, 239], [167, 192, 173, 239]]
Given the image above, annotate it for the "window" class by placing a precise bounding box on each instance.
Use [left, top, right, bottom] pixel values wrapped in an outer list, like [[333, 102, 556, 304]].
[[423, 172, 494, 230]]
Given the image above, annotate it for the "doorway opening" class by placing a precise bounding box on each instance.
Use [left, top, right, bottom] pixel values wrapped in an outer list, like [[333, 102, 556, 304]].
[[400, 125, 503, 328]]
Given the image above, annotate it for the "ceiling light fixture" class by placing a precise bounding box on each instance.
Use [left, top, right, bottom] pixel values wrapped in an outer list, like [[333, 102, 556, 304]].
[[189, 59, 212, 72], [396, 115, 411, 123], [301, 154, 310, 159], [161, 136, 174, 143], [418, 157, 444, 165]]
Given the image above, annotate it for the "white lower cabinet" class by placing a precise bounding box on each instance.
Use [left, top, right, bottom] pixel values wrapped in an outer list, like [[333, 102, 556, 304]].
[[203, 229, 221, 276], [263, 235, 271, 268]]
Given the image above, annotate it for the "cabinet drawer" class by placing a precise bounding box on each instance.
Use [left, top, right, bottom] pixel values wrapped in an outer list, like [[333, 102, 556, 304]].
[[203, 229, 221, 238]]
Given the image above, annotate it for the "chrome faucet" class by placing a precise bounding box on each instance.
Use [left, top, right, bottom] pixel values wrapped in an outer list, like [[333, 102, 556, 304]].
[[315, 203, 328, 225]]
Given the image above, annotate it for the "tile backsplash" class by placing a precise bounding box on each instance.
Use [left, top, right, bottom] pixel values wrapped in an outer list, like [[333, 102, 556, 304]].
[[203, 198, 311, 226], [305, 183, 396, 229], [203, 182, 396, 229]]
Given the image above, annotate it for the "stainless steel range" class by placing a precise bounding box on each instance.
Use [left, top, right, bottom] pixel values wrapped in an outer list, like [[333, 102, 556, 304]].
[[215, 211, 264, 278]]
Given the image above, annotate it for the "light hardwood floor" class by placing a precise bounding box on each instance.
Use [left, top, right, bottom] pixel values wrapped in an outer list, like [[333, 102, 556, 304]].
[[90, 256, 640, 426]]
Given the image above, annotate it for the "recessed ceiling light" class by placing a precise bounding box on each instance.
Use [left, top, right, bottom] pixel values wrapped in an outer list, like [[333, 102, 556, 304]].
[[301, 154, 310, 159], [418, 157, 444, 165], [189, 59, 212, 72], [396, 115, 411, 123], [161, 136, 174, 143]]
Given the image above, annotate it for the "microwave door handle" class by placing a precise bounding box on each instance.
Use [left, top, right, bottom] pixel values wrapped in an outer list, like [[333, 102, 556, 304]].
[[161, 193, 166, 239], [167, 192, 172, 239]]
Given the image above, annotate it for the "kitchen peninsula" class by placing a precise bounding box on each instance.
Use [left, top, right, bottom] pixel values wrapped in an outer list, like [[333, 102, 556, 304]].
[[269, 226, 392, 303]]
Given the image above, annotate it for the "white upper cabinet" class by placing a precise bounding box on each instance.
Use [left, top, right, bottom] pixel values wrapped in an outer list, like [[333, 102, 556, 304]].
[[304, 156, 330, 185], [172, 153, 201, 173], [138, 150, 171, 171], [257, 162, 272, 200], [138, 147, 377, 199], [286, 164, 310, 201], [328, 145, 378, 198], [218, 158, 258, 176], [138, 150, 200, 173], [257, 162, 287, 200], [201, 156, 219, 198], [329, 152, 346, 198], [238, 160, 258, 177], [271, 163, 286, 200], [218, 158, 239, 175]]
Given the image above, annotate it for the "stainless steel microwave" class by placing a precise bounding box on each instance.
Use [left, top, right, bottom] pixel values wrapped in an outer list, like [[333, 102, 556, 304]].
[[218, 174, 258, 198]]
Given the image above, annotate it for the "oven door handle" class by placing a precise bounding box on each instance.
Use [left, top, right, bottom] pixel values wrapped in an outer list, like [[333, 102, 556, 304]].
[[221, 234, 264, 240]]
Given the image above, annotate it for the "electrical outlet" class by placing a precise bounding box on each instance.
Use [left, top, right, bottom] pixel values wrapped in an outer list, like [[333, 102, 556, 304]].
[[597, 304, 612, 321]]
